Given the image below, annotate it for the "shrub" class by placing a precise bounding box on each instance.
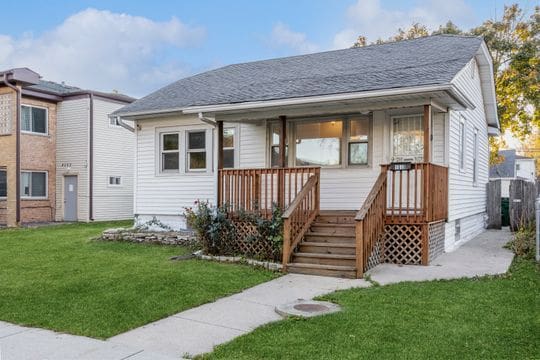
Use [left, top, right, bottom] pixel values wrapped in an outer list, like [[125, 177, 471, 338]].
[[238, 204, 283, 261], [507, 224, 536, 259], [185, 201, 235, 255]]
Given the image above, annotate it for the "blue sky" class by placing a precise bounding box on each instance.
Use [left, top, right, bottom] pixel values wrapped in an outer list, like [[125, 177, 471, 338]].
[[0, 0, 537, 97]]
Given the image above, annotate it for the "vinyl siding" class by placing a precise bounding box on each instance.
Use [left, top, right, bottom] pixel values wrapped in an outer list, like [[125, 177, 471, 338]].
[[446, 59, 490, 247], [55, 98, 90, 221], [92, 99, 135, 220], [432, 112, 446, 165]]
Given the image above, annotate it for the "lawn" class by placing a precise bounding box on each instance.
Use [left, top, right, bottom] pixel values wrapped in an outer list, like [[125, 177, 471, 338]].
[[0, 221, 277, 339], [204, 258, 539, 359]]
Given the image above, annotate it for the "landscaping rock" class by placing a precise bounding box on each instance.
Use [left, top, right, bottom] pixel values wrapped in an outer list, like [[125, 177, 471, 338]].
[[100, 228, 199, 247]]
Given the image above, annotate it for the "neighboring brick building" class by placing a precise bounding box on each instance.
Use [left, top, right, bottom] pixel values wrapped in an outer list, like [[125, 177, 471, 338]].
[[0, 68, 135, 226]]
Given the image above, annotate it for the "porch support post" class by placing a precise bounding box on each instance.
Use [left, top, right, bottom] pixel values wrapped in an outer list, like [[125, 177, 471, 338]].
[[217, 121, 224, 207], [278, 115, 287, 209], [423, 104, 432, 163]]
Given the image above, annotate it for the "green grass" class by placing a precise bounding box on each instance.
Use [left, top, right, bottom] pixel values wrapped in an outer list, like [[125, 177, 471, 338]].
[[204, 258, 539, 359], [0, 221, 277, 339]]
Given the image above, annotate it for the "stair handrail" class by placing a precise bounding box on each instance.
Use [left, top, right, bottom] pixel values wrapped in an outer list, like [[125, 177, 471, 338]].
[[355, 166, 388, 277], [282, 171, 320, 270]]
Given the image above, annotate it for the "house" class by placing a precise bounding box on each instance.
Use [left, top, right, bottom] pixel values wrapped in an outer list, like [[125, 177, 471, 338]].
[[489, 149, 537, 197], [0, 68, 136, 227], [113, 35, 499, 278]]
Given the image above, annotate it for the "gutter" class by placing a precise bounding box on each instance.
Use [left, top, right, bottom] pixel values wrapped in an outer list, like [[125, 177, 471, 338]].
[[1, 73, 21, 225], [89, 93, 94, 221]]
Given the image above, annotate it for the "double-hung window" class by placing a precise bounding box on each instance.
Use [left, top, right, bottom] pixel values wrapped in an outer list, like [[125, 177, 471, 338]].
[[187, 131, 207, 171], [459, 117, 466, 170], [472, 128, 478, 184], [223, 128, 235, 168], [21, 105, 47, 134], [21, 171, 47, 198], [270, 123, 288, 167], [0, 169, 6, 198], [348, 117, 369, 165], [161, 133, 180, 172], [295, 120, 342, 166]]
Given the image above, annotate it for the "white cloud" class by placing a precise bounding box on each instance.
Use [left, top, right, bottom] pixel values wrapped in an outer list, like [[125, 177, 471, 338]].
[[269, 22, 319, 54], [0, 8, 206, 97], [333, 0, 475, 49]]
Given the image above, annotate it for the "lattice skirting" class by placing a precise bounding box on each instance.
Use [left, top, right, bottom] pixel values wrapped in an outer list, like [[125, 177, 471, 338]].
[[366, 233, 385, 271], [220, 220, 280, 261], [428, 221, 445, 262], [383, 224, 423, 265]]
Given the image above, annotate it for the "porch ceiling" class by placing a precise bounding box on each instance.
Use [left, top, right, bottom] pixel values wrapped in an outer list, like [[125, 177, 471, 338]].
[[204, 88, 468, 122]]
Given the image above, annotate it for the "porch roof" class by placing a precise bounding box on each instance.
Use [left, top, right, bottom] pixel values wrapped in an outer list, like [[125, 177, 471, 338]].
[[114, 35, 485, 118]]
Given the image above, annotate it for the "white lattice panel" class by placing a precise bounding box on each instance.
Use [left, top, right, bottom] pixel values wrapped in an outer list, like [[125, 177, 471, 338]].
[[0, 94, 12, 135]]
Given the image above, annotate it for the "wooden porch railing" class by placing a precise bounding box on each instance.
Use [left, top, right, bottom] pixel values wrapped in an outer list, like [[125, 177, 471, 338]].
[[384, 162, 448, 224], [281, 174, 320, 270], [217, 167, 320, 216], [355, 168, 388, 277]]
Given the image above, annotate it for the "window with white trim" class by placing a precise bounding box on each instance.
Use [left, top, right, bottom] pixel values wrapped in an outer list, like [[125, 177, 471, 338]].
[[348, 117, 369, 165], [21, 105, 47, 134], [295, 120, 342, 166], [108, 176, 122, 186], [109, 116, 121, 127], [392, 115, 424, 162], [160, 133, 180, 172], [21, 171, 47, 198], [459, 117, 466, 170], [0, 169, 6, 198], [223, 128, 235, 168], [472, 128, 478, 184], [186, 131, 207, 171]]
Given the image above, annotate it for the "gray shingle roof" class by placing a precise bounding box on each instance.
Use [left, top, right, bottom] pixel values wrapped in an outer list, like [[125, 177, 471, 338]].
[[28, 80, 82, 95], [490, 149, 534, 178], [114, 34, 484, 116]]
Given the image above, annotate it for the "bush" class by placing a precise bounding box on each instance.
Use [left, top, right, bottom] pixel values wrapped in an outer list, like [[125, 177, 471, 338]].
[[238, 204, 283, 261], [507, 224, 536, 259], [185, 201, 235, 255]]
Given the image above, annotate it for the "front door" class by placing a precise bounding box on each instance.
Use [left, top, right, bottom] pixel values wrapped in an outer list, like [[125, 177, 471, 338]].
[[64, 175, 78, 221]]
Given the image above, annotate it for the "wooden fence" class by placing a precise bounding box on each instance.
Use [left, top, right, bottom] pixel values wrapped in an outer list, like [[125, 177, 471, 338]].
[[487, 178, 538, 230]]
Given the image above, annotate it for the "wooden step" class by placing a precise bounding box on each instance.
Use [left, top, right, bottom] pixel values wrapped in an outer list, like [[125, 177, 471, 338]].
[[293, 252, 356, 267], [298, 242, 356, 255], [304, 232, 355, 243], [310, 223, 356, 235], [287, 262, 357, 278], [316, 211, 356, 224]]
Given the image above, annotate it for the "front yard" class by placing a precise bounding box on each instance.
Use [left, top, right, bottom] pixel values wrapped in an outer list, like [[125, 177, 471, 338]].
[[204, 258, 539, 359], [0, 221, 277, 339]]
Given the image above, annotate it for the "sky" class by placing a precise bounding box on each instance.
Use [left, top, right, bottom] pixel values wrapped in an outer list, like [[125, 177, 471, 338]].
[[0, 0, 537, 98]]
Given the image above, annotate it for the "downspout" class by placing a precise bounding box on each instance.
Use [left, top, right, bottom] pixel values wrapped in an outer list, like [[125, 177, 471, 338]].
[[2, 73, 21, 225], [89, 93, 94, 221]]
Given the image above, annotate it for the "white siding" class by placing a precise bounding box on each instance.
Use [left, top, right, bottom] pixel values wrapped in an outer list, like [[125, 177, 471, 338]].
[[55, 98, 90, 221], [239, 122, 266, 168], [432, 112, 446, 165], [134, 115, 215, 230], [92, 99, 135, 220], [515, 159, 536, 181], [446, 59, 490, 248]]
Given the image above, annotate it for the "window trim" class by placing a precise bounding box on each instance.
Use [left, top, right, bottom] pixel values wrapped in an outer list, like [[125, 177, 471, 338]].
[[109, 115, 122, 128], [108, 176, 122, 187], [20, 170, 48, 200], [0, 168, 6, 200], [293, 118, 344, 168], [186, 130, 208, 172], [21, 104, 48, 136], [472, 127, 478, 186], [390, 113, 425, 163], [347, 116, 371, 167], [160, 132, 181, 174], [223, 126, 239, 169], [459, 116, 466, 172]]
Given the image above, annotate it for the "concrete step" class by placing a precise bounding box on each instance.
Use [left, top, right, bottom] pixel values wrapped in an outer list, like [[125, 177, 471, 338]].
[[298, 242, 356, 255], [293, 252, 356, 267], [287, 262, 357, 278], [304, 232, 355, 243]]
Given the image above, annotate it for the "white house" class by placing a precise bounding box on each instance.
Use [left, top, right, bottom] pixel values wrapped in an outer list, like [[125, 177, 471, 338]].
[[113, 35, 499, 278], [489, 149, 537, 197]]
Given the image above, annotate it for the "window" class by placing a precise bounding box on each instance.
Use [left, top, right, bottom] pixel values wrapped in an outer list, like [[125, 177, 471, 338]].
[[109, 176, 122, 186], [21, 105, 47, 134], [160, 133, 180, 172], [516, 163, 521, 171], [472, 128, 478, 184], [187, 131, 206, 171], [21, 171, 47, 198], [270, 123, 288, 167], [295, 120, 342, 166], [348, 118, 369, 165], [0, 169, 6, 198], [223, 128, 235, 168], [459, 117, 466, 170], [392, 115, 424, 162], [109, 116, 121, 127]]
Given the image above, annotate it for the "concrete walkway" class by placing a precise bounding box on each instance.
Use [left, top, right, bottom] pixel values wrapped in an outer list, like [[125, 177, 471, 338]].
[[367, 229, 515, 285], [0, 229, 513, 359]]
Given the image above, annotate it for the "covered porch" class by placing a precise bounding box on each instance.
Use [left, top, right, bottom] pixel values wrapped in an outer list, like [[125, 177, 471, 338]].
[[210, 100, 451, 278]]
